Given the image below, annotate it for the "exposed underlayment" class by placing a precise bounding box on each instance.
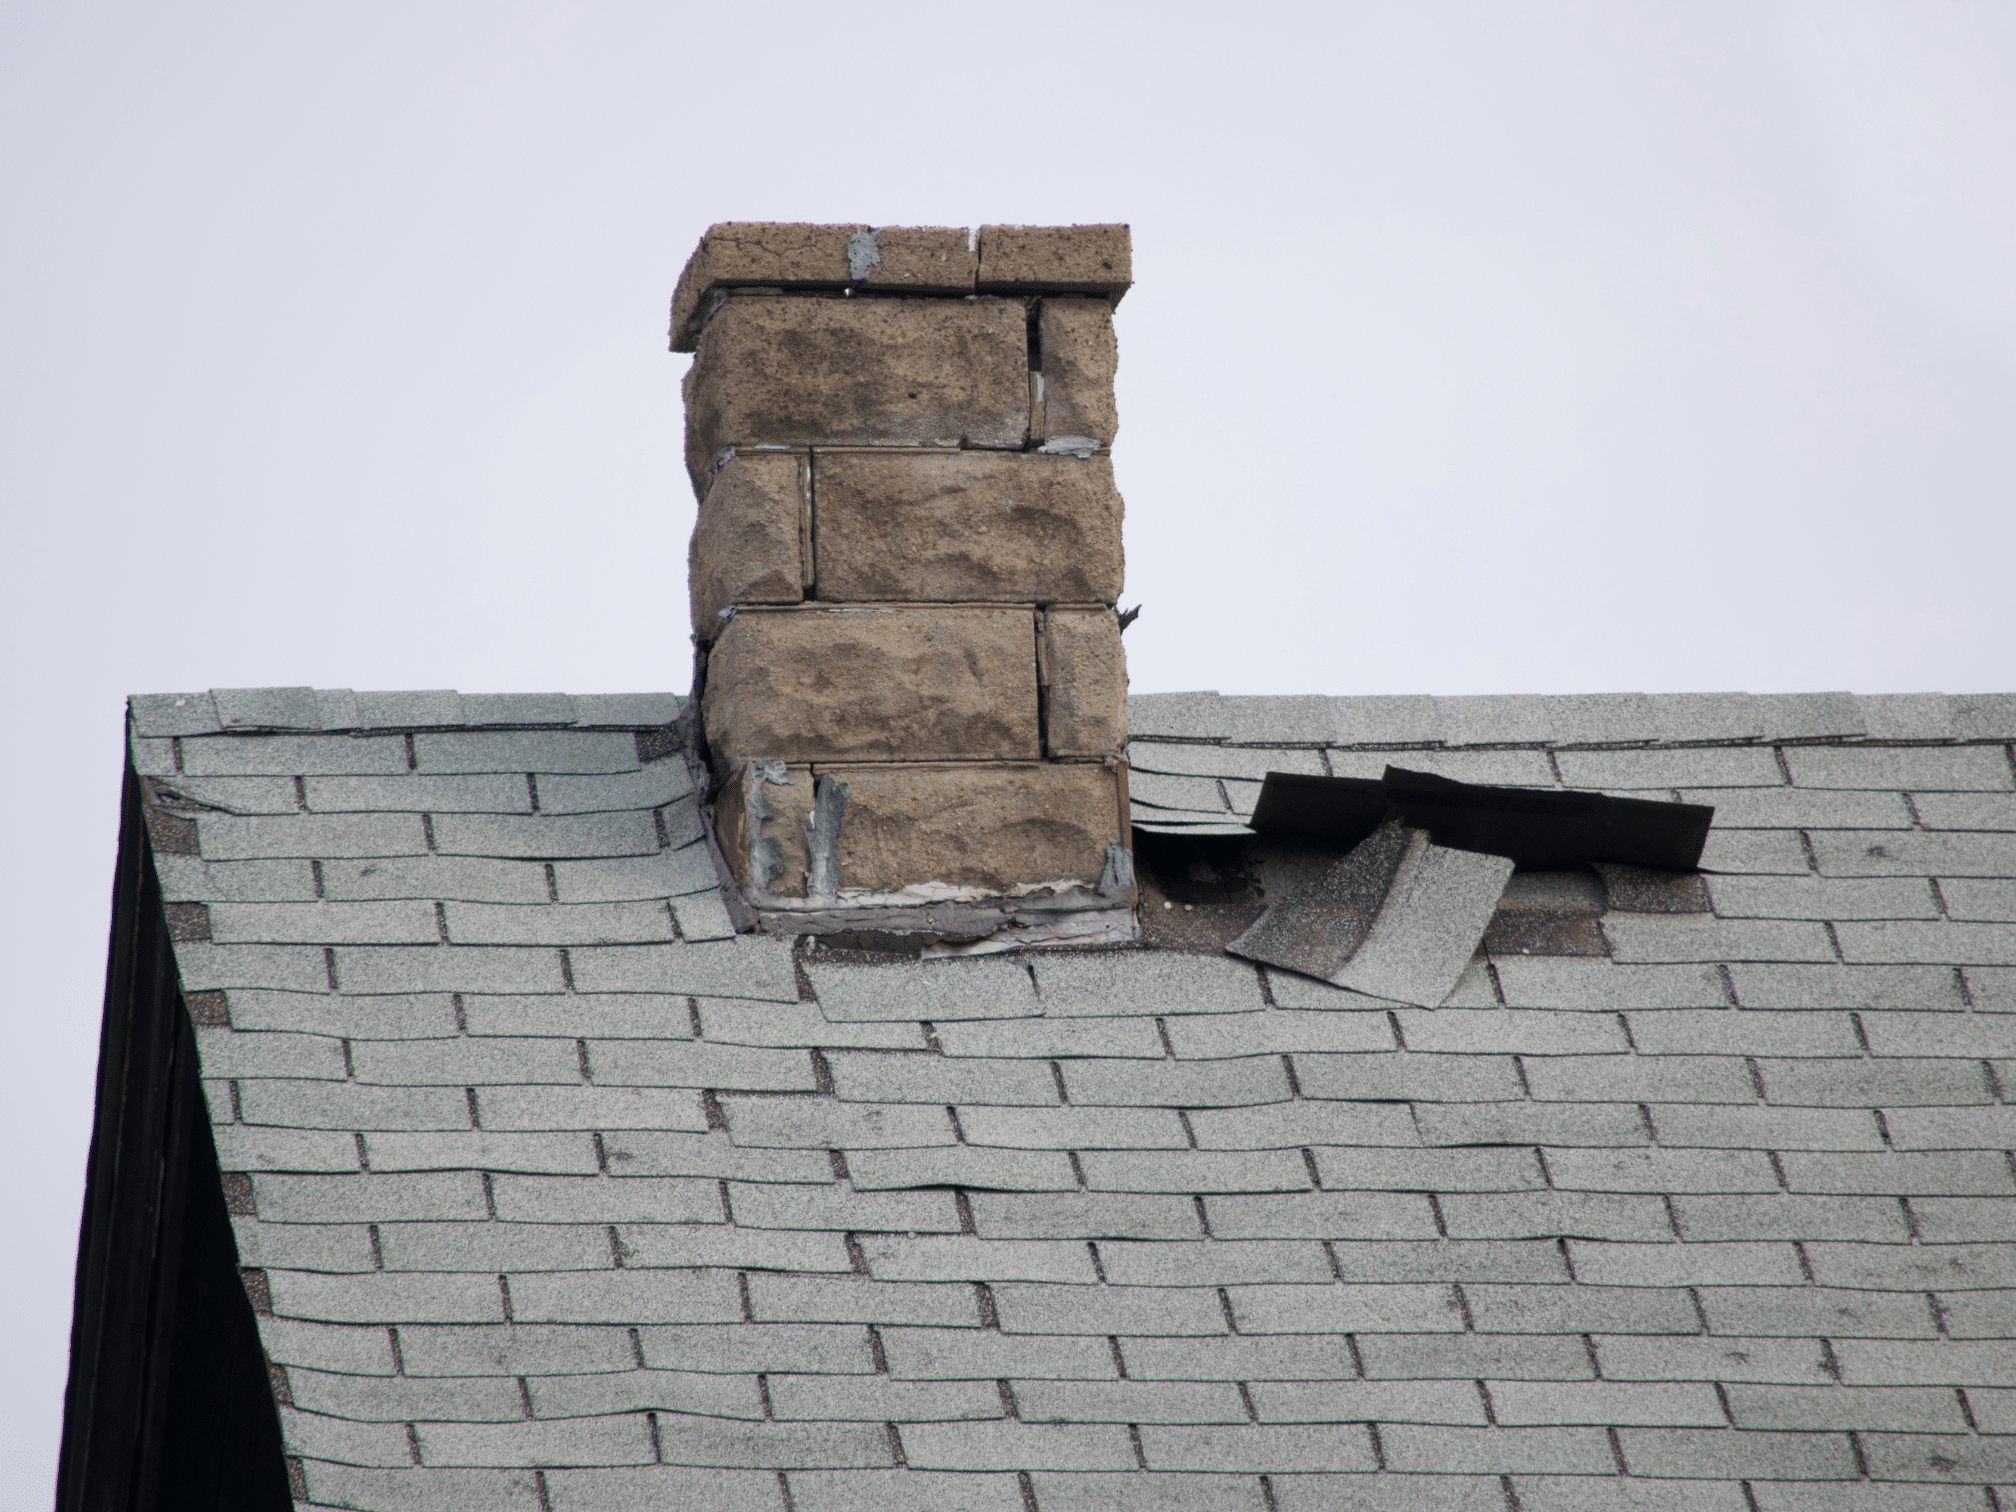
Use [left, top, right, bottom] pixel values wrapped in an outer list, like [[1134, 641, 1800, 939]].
[[125, 685, 2016, 1511]]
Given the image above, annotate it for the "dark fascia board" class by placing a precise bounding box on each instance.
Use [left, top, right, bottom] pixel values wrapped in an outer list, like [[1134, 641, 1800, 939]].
[[1247, 765, 1714, 871], [56, 765, 291, 1512]]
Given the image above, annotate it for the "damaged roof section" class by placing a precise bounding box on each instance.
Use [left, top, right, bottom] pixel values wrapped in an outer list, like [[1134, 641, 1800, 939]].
[[1226, 770, 1712, 1005]]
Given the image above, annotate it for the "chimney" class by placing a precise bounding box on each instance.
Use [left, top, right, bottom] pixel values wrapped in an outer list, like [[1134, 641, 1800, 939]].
[[673, 222, 1135, 947]]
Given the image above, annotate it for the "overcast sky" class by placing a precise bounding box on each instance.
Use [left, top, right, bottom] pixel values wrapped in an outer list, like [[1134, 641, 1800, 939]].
[[4, 1, 2013, 1495]]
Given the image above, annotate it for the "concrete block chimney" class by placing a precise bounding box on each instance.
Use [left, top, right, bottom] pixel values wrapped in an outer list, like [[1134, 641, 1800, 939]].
[[673, 222, 1135, 946]]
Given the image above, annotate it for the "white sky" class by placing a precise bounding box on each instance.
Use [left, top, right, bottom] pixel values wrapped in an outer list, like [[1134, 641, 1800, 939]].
[[3, 1, 2013, 1496]]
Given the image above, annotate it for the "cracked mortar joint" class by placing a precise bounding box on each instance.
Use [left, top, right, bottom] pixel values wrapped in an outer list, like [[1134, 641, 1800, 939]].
[[1038, 435, 1101, 459], [847, 229, 882, 281], [802, 774, 850, 904], [739, 756, 793, 891]]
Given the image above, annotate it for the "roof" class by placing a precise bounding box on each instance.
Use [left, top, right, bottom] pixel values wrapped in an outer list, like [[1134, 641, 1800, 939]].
[[126, 686, 2016, 1510]]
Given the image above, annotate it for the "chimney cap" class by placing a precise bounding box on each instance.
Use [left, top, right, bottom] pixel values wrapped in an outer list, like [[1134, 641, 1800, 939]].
[[669, 221, 1131, 352]]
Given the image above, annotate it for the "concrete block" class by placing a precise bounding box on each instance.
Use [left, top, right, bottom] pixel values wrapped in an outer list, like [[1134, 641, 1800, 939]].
[[805, 760, 1123, 896], [690, 452, 806, 634], [741, 1274, 978, 1327], [1036, 298, 1118, 446], [705, 606, 1038, 766], [412, 730, 639, 774], [812, 450, 1123, 606], [685, 297, 1028, 488], [1042, 608, 1127, 758], [669, 221, 863, 351], [975, 224, 1130, 295]]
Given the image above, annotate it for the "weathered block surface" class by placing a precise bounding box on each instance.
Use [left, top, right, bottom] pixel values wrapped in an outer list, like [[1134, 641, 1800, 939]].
[[703, 607, 1039, 770], [813, 452, 1124, 606], [669, 222, 863, 353], [1042, 609, 1128, 758], [683, 298, 1029, 492], [862, 226, 977, 291], [688, 453, 806, 634], [1038, 300, 1120, 446], [977, 224, 1132, 298], [816, 762, 1124, 895], [714, 761, 814, 894]]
